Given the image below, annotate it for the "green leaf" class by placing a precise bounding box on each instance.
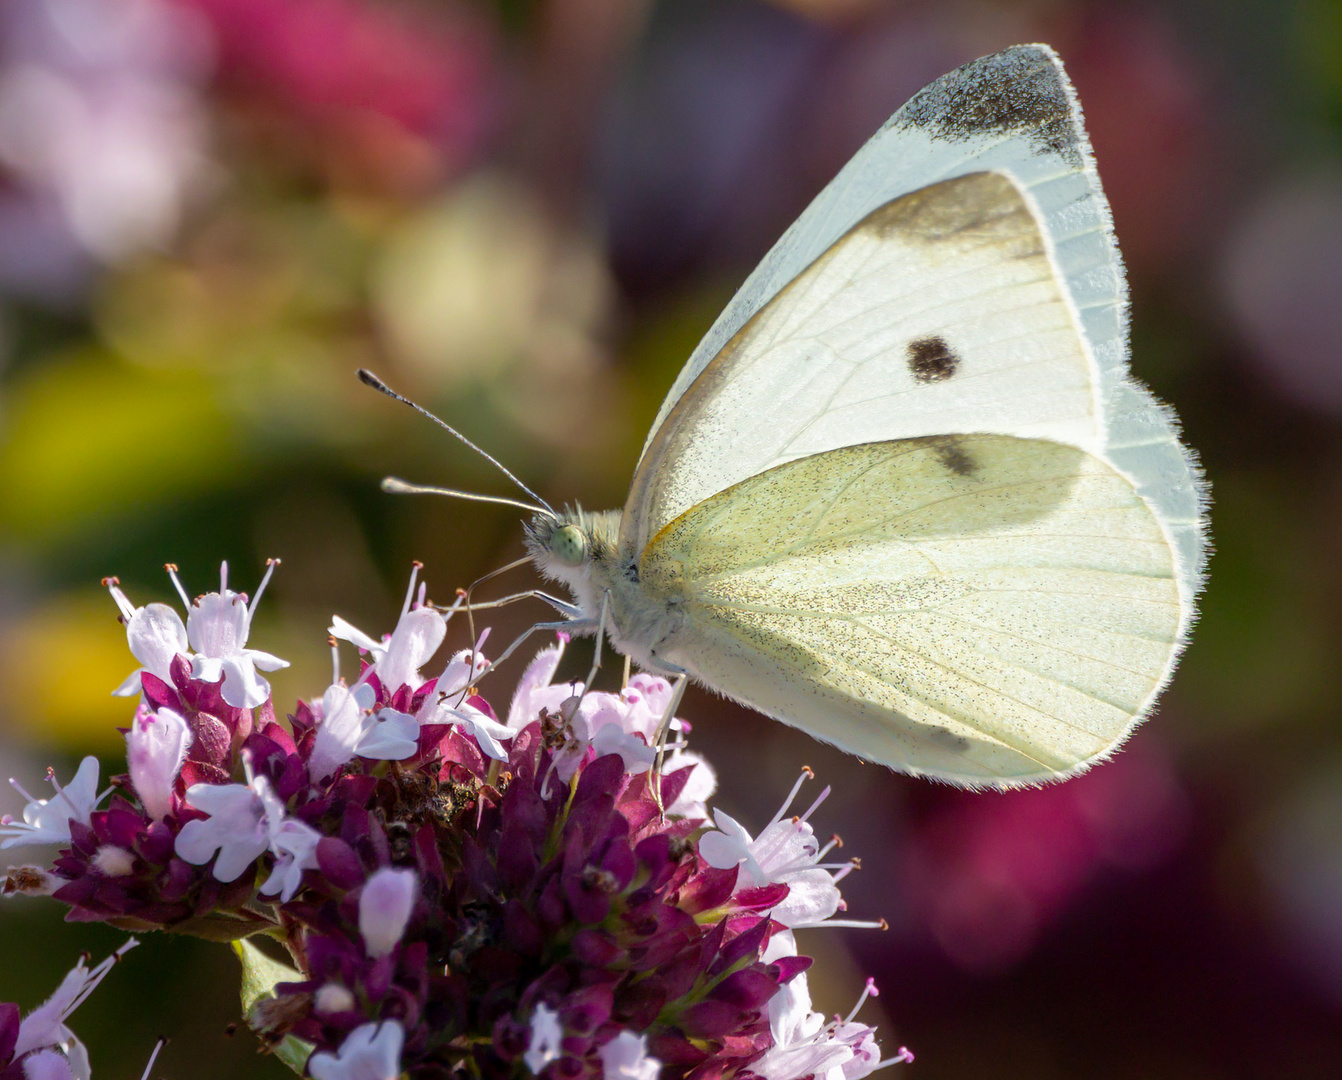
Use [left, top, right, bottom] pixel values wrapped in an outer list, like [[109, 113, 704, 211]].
[[232, 938, 316, 1075]]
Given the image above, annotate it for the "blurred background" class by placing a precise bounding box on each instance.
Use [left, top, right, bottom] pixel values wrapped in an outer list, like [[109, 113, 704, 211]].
[[0, 0, 1339, 1076]]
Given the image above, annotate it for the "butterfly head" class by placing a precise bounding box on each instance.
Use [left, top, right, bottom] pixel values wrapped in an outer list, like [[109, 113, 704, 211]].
[[525, 506, 622, 589]]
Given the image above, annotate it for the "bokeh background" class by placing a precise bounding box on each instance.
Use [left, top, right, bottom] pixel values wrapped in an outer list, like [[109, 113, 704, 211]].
[[1, 0, 1340, 1076]]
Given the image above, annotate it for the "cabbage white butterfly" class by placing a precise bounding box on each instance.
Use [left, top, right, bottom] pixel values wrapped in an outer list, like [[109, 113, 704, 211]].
[[377, 44, 1207, 788]]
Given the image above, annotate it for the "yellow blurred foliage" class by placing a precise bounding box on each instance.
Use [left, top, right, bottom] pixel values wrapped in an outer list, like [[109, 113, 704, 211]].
[[0, 591, 137, 750], [0, 351, 245, 542]]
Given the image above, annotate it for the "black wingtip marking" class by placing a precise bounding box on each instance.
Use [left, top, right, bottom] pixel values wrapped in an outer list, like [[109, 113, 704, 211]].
[[895, 45, 1081, 165], [908, 336, 959, 383]]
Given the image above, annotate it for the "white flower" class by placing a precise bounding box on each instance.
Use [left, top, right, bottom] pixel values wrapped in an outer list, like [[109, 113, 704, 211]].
[[660, 748, 716, 819], [174, 778, 270, 882], [506, 643, 579, 731], [257, 792, 322, 904], [699, 770, 846, 928], [108, 562, 289, 709], [309, 677, 425, 783], [435, 642, 492, 699], [588, 722, 656, 773], [259, 821, 321, 902], [1, 757, 106, 850], [418, 638, 511, 761], [330, 563, 449, 694], [185, 561, 289, 709], [11, 940, 138, 1079], [598, 1031, 660, 1080], [176, 762, 319, 901], [357, 709, 420, 761], [359, 868, 417, 958], [523, 1003, 563, 1074], [107, 577, 189, 698], [753, 970, 847, 1080], [755, 935, 909, 1080], [308, 682, 378, 782], [505, 643, 715, 803], [125, 704, 191, 821], [423, 700, 515, 762], [308, 1021, 404, 1080]]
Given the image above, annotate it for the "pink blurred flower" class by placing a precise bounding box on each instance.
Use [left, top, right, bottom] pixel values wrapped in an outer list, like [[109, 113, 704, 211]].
[[176, 0, 494, 174], [1221, 171, 1342, 416], [0, 0, 213, 297], [903, 737, 1190, 971]]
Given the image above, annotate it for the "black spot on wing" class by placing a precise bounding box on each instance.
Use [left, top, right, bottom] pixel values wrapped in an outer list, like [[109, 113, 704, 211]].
[[893, 45, 1082, 166], [930, 435, 977, 477], [908, 336, 958, 382]]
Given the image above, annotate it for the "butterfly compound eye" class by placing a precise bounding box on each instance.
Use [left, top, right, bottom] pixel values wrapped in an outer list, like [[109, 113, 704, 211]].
[[550, 524, 588, 567]]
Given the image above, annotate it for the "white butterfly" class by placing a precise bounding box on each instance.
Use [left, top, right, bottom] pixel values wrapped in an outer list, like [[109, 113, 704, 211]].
[[382, 44, 1208, 789]]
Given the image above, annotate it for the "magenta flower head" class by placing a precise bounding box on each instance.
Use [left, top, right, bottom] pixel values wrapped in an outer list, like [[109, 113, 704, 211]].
[[2, 563, 906, 1079]]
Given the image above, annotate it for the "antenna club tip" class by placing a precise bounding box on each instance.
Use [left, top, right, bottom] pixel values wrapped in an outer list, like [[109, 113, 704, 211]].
[[357, 368, 386, 390]]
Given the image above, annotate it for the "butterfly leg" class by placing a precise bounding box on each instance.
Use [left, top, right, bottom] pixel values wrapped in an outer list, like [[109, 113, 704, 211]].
[[477, 618, 599, 685], [650, 672, 689, 814], [463, 590, 586, 619], [564, 589, 611, 721]]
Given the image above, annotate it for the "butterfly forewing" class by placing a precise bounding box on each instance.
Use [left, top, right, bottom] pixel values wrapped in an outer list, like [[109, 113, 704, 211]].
[[627, 43, 1205, 610], [639, 436, 1181, 785], [623, 170, 1103, 557]]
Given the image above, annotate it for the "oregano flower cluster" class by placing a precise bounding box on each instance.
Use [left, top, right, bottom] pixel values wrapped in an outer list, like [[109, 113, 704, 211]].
[[1, 561, 909, 1080]]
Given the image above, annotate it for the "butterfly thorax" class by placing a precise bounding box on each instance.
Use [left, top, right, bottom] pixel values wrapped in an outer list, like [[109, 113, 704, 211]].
[[524, 507, 686, 674]]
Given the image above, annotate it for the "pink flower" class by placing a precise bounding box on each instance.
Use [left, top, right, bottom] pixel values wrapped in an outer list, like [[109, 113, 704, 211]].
[[505, 640, 716, 806], [125, 704, 192, 821], [358, 868, 417, 958]]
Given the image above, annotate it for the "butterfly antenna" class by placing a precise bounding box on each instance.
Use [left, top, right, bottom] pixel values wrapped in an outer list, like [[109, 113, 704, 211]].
[[358, 368, 556, 518]]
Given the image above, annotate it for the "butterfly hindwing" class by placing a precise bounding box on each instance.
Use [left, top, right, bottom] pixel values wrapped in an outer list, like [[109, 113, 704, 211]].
[[639, 435, 1182, 784]]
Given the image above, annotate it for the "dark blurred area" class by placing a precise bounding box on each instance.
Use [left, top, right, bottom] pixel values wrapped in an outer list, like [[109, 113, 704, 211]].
[[0, 0, 1339, 1077]]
